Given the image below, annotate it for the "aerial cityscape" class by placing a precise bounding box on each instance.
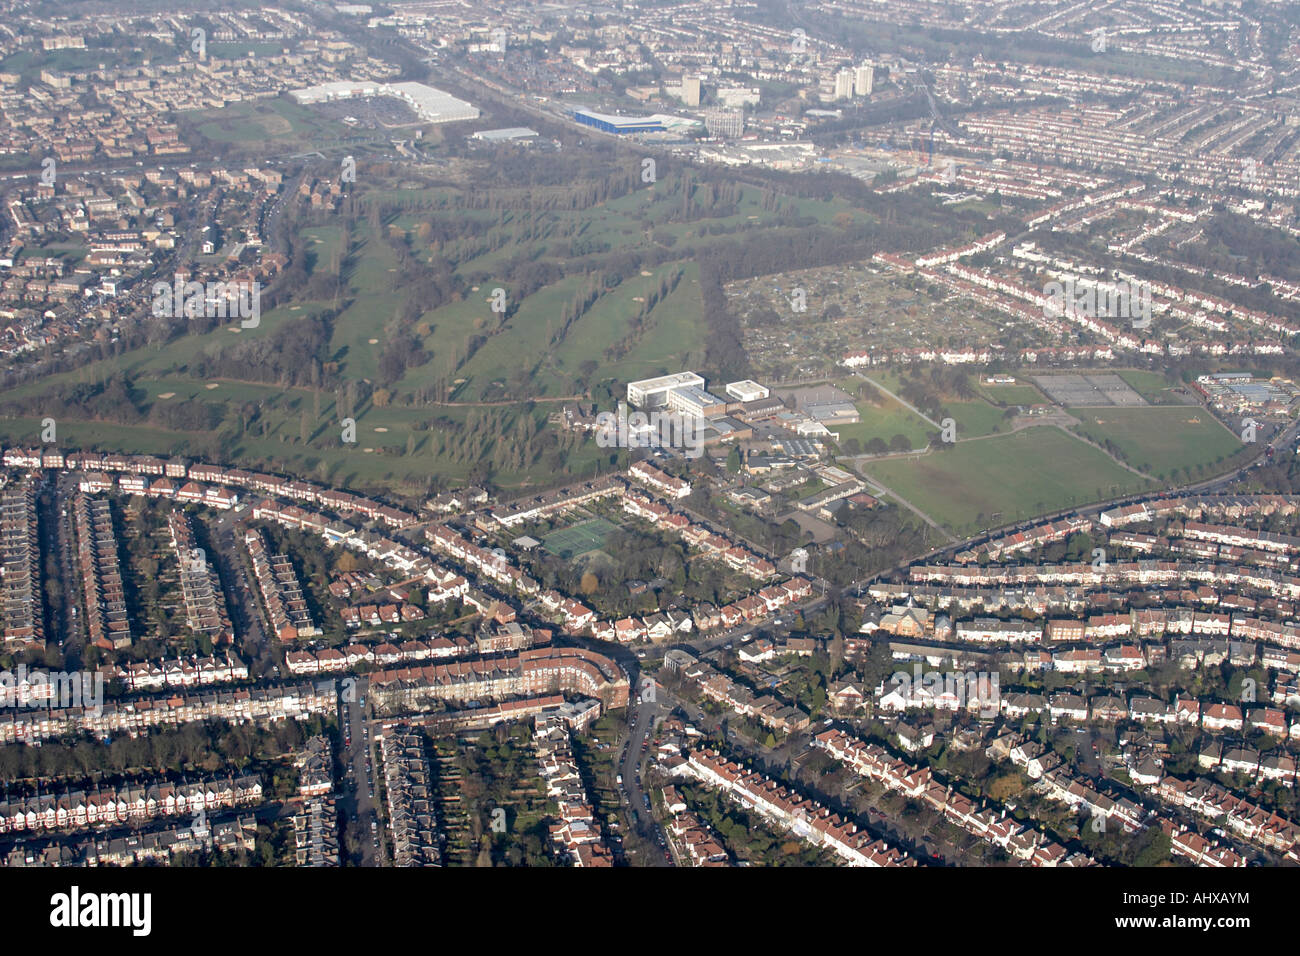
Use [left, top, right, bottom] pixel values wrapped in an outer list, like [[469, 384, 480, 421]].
[[0, 0, 1293, 913]]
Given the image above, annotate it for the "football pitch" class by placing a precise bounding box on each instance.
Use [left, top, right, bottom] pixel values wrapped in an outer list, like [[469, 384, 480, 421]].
[[541, 518, 620, 559]]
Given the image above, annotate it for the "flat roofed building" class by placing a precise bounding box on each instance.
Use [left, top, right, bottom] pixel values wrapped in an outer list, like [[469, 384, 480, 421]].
[[666, 384, 728, 419], [681, 75, 702, 106], [854, 64, 874, 96], [704, 108, 743, 138], [802, 400, 861, 424], [627, 372, 705, 408], [726, 380, 770, 403], [573, 109, 664, 134], [472, 127, 539, 143], [290, 81, 478, 124], [702, 417, 753, 444]]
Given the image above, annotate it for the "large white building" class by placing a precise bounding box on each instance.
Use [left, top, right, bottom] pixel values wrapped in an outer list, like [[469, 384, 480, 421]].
[[725, 380, 769, 403], [290, 81, 479, 124], [717, 87, 761, 108], [681, 74, 702, 106], [835, 69, 855, 101], [704, 108, 744, 138], [666, 384, 727, 419], [854, 64, 874, 96], [627, 372, 706, 408]]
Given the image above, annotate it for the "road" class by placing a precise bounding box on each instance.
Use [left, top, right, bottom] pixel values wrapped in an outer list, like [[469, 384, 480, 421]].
[[208, 509, 269, 669], [338, 677, 387, 866], [616, 683, 672, 865], [43, 473, 81, 653]]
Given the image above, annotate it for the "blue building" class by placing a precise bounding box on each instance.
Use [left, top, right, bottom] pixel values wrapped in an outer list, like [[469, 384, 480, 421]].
[[573, 108, 664, 134]]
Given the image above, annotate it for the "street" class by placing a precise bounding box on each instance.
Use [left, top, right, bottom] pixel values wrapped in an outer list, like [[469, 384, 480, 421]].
[[338, 678, 387, 866]]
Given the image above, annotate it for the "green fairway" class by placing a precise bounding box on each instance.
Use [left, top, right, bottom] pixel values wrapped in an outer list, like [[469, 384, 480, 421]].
[[0, 156, 875, 495], [456, 275, 593, 399], [863, 426, 1153, 534], [1070, 406, 1246, 481]]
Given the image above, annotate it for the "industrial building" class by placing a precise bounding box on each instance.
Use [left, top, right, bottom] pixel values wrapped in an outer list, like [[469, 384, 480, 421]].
[[290, 81, 479, 124], [573, 109, 665, 134], [471, 127, 539, 143], [572, 109, 702, 135]]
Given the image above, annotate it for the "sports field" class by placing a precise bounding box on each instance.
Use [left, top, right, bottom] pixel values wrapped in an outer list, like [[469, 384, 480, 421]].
[[1115, 369, 1198, 405], [977, 382, 1046, 407], [833, 395, 932, 449], [1070, 406, 1246, 481], [863, 426, 1153, 535], [541, 518, 620, 560], [944, 398, 1010, 438]]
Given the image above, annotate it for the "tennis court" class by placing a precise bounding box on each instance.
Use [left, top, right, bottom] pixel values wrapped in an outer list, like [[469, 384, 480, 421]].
[[541, 517, 619, 559]]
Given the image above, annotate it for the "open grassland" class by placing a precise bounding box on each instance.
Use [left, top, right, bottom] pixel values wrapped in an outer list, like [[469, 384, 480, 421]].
[[1115, 369, 1198, 405], [863, 426, 1153, 534], [943, 399, 1009, 439], [178, 96, 356, 153], [977, 381, 1047, 406], [1070, 406, 1246, 481], [834, 396, 932, 449]]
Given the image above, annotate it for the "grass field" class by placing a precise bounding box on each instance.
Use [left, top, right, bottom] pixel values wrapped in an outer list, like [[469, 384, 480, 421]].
[[178, 96, 357, 155], [1070, 406, 1245, 480], [845, 370, 1010, 443], [944, 399, 1010, 439], [977, 382, 1046, 406], [834, 396, 933, 449], [863, 426, 1153, 535], [541, 518, 620, 560], [1115, 369, 1197, 405]]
